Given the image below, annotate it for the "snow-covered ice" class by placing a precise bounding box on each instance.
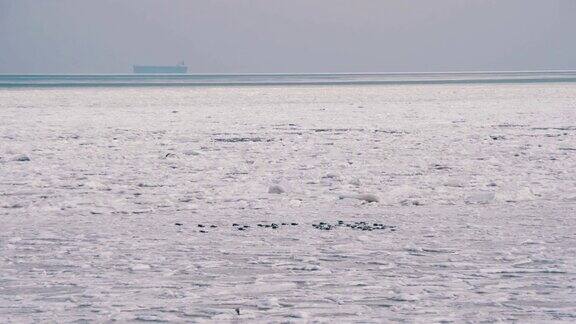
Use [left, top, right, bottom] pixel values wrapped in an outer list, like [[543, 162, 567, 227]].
[[1, 83, 575, 322]]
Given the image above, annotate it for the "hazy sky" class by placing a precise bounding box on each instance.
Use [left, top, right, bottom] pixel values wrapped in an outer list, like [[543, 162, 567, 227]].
[[1, 0, 575, 74]]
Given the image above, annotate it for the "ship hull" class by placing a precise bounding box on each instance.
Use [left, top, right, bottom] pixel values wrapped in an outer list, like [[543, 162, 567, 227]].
[[133, 65, 188, 74]]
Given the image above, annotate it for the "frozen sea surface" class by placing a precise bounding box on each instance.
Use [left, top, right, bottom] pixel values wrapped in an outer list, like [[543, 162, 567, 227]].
[[1, 83, 575, 322]]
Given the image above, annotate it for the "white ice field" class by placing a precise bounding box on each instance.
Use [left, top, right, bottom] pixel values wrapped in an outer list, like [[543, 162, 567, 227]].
[[1, 83, 575, 322]]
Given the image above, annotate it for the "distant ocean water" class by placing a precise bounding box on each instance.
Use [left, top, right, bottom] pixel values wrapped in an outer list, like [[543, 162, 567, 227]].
[[1, 71, 576, 87]]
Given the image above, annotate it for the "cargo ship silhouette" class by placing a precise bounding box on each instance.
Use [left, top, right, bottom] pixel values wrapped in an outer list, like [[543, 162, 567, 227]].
[[133, 62, 188, 74]]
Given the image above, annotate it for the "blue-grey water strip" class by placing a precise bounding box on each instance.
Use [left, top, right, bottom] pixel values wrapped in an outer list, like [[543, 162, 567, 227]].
[[1, 71, 576, 87]]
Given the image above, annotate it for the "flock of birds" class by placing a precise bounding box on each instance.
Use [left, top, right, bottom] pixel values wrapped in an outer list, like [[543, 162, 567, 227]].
[[174, 221, 397, 233]]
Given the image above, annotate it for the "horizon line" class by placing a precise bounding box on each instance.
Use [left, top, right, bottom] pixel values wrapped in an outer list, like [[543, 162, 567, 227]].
[[1, 69, 576, 77]]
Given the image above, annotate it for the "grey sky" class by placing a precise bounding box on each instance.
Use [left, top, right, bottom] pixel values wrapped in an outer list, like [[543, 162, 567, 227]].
[[1, 0, 575, 74]]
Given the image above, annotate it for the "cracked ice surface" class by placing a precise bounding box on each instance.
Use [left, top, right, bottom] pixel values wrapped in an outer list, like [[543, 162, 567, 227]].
[[1, 84, 575, 322]]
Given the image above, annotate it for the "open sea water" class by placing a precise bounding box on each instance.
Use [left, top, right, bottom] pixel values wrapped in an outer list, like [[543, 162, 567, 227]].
[[1, 70, 576, 87]]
